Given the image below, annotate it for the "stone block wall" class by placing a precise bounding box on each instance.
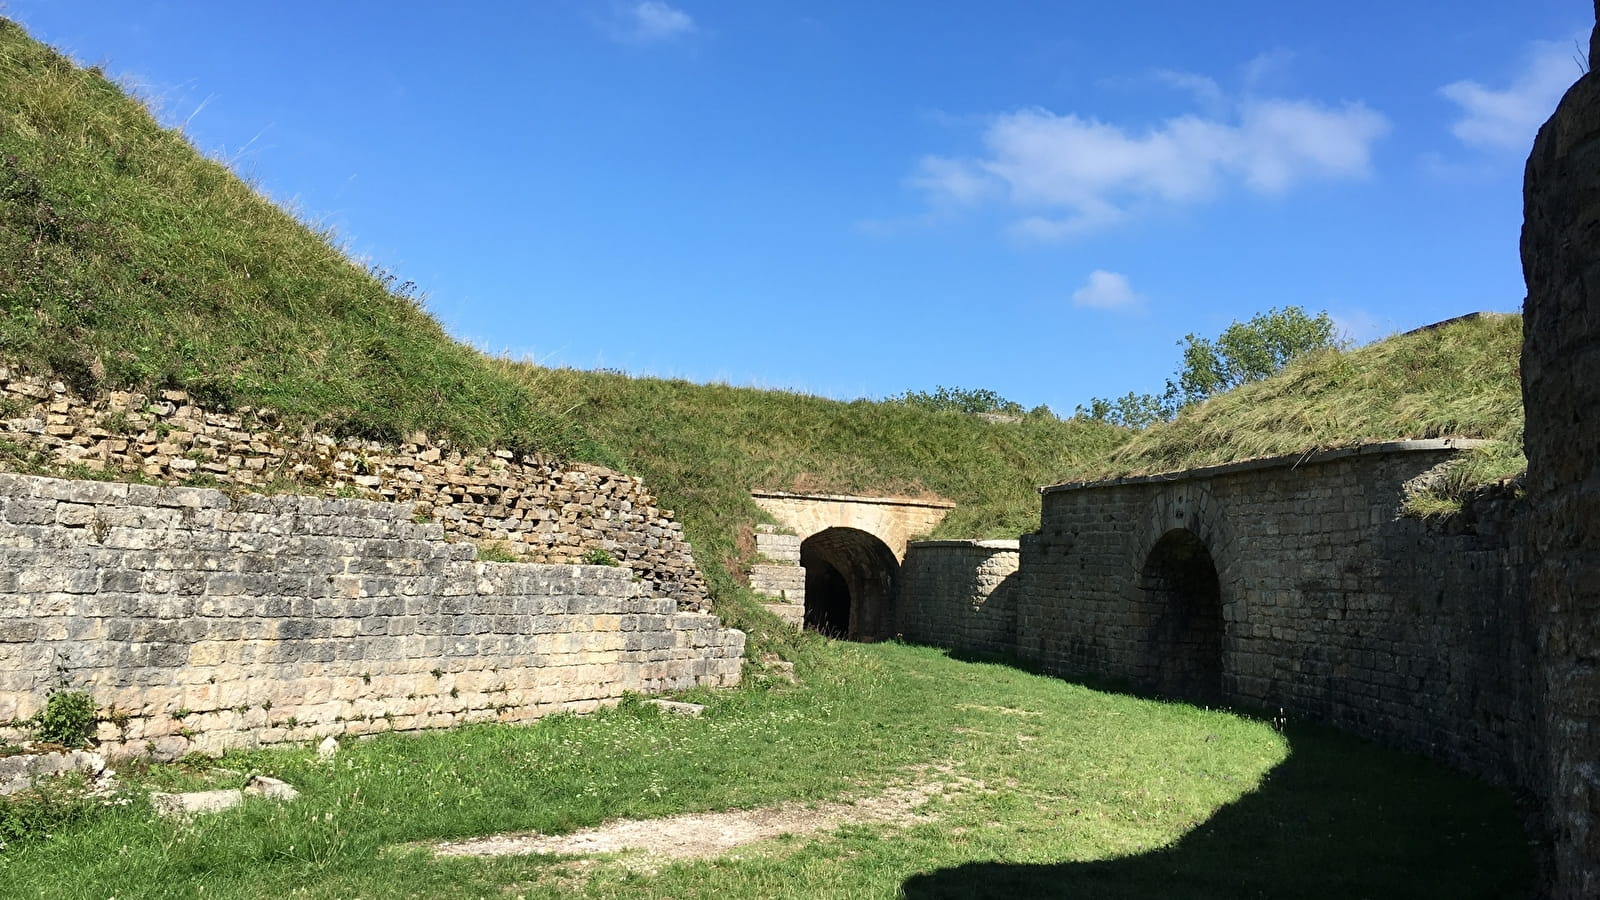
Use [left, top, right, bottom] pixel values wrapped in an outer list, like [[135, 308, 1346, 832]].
[[898, 540, 1019, 655], [0, 368, 708, 608], [1521, 7, 1600, 894], [749, 527, 804, 626], [1017, 443, 1535, 789], [0, 472, 743, 758]]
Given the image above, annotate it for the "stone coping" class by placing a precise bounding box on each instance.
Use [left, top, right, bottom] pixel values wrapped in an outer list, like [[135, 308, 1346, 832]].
[[751, 490, 955, 510], [907, 539, 1020, 550], [1042, 438, 1494, 495]]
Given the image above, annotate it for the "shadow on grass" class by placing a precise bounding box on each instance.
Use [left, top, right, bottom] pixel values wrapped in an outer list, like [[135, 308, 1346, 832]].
[[903, 648, 1535, 900]]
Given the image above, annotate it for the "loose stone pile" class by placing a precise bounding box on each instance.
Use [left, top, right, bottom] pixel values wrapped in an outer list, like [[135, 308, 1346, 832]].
[[0, 368, 708, 608]]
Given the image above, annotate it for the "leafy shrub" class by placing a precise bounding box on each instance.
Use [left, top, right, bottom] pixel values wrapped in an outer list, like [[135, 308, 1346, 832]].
[[582, 548, 619, 567], [32, 691, 96, 748]]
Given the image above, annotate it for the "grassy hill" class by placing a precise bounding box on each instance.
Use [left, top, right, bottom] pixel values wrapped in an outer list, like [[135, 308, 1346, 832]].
[[0, 18, 1127, 652], [0, 17, 1526, 654]]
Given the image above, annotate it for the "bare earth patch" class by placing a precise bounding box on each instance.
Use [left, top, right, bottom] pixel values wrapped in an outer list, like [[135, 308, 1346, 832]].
[[429, 766, 975, 863]]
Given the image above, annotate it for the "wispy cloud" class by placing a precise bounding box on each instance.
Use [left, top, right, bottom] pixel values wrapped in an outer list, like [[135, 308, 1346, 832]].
[[1329, 308, 1389, 346], [908, 73, 1388, 241], [1441, 37, 1584, 151], [1072, 270, 1144, 311], [608, 1, 696, 44]]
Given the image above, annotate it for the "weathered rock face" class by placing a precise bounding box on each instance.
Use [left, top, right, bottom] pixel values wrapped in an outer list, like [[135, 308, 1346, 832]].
[[1521, 7, 1600, 897]]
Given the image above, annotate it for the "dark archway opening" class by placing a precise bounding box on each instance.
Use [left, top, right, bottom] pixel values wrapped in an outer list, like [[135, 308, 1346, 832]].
[[800, 527, 900, 642], [803, 558, 851, 637], [1138, 528, 1225, 703]]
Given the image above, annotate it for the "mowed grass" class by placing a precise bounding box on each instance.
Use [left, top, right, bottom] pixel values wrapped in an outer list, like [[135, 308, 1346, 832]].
[[0, 643, 1531, 899]]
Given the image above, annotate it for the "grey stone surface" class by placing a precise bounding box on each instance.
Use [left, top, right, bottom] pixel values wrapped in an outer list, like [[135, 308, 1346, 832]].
[[0, 471, 745, 758], [1522, 8, 1600, 894], [900, 444, 1534, 790], [645, 699, 706, 717], [0, 747, 107, 796]]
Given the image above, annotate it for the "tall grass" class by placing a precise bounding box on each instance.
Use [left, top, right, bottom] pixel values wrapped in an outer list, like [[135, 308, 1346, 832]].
[[1093, 315, 1525, 510]]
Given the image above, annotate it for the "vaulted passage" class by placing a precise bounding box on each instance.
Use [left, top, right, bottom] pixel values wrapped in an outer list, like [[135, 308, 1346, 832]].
[[1137, 528, 1224, 702], [800, 527, 900, 641]]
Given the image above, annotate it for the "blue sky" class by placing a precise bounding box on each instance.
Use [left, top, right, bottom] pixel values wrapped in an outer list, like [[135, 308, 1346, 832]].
[[6, 1, 1589, 414]]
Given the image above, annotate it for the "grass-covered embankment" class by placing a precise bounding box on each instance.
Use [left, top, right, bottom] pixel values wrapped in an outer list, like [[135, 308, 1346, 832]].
[[0, 18, 584, 454], [0, 15, 1129, 652], [1091, 314, 1525, 512], [0, 642, 1531, 898]]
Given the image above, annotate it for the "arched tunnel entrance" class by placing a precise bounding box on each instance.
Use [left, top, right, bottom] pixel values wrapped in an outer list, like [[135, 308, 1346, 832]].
[[800, 527, 900, 641], [1138, 528, 1225, 703]]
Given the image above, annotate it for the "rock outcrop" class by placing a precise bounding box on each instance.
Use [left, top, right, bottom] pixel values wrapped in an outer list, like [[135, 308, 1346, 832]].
[[1520, 5, 1600, 896]]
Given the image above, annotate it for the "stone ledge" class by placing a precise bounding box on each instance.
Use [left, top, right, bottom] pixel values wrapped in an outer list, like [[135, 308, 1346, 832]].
[[1042, 439, 1493, 495], [750, 490, 954, 510], [907, 539, 1020, 550]]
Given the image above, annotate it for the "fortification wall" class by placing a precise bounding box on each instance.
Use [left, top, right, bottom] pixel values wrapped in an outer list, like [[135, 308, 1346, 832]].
[[898, 540, 1019, 655], [0, 472, 743, 759], [0, 368, 709, 608], [1011, 444, 1534, 788], [1521, 7, 1600, 893]]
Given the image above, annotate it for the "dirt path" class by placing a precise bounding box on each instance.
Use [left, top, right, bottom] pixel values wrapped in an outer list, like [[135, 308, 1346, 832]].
[[429, 767, 973, 862]]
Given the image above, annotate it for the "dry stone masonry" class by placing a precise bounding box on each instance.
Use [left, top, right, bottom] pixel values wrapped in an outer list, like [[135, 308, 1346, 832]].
[[0, 367, 708, 609], [1522, 7, 1600, 894], [749, 525, 804, 626], [0, 472, 743, 759]]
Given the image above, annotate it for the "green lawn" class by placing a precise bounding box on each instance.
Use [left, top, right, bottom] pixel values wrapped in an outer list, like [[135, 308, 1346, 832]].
[[0, 642, 1530, 899]]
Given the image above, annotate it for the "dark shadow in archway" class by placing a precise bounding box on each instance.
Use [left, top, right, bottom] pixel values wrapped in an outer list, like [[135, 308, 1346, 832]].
[[1137, 528, 1224, 703], [800, 527, 900, 641], [802, 557, 851, 638]]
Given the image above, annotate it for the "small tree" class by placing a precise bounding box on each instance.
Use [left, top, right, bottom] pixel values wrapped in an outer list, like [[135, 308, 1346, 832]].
[[1077, 306, 1339, 428]]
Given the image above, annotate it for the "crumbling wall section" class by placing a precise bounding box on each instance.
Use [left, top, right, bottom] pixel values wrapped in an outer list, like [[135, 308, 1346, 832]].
[[0, 368, 708, 608]]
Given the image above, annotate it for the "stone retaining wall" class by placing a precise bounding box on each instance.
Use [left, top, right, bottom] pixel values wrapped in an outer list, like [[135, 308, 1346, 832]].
[[1018, 443, 1534, 789], [0, 368, 708, 608], [898, 540, 1019, 655], [0, 472, 743, 758]]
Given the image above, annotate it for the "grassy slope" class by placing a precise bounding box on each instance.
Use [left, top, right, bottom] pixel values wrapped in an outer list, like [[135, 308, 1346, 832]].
[[508, 361, 1126, 562], [0, 18, 1128, 654], [1088, 314, 1525, 508], [0, 643, 1530, 899], [0, 19, 579, 453]]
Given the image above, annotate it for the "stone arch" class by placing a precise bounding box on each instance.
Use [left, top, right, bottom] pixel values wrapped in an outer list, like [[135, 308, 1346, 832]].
[[800, 527, 901, 641], [1136, 528, 1225, 703]]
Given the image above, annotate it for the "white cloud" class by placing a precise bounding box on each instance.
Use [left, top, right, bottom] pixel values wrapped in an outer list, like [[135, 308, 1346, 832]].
[[1442, 38, 1584, 151], [612, 1, 696, 44], [1329, 308, 1389, 346], [1072, 270, 1144, 311], [913, 94, 1387, 240], [1154, 69, 1226, 113]]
